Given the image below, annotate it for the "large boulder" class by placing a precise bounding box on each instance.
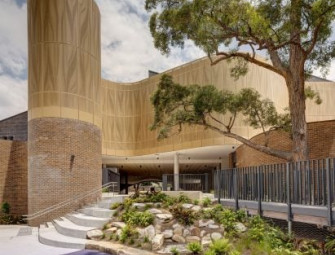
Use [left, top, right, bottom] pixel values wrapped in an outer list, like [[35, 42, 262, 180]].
[[152, 234, 164, 251], [156, 213, 173, 223], [162, 229, 173, 239], [87, 229, 104, 240], [133, 203, 147, 211], [172, 234, 186, 244], [199, 219, 214, 228], [145, 225, 156, 241], [235, 222, 247, 233], [190, 227, 201, 236], [186, 236, 201, 243], [148, 208, 162, 214], [174, 227, 183, 236], [111, 222, 126, 229], [211, 232, 222, 241]]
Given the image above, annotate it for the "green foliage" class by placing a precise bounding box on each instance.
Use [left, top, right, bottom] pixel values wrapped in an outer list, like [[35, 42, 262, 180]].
[[177, 193, 192, 203], [217, 209, 238, 235], [121, 211, 154, 227], [325, 235, 335, 253], [205, 238, 233, 255], [119, 225, 137, 243], [170, 204, 198, 225], [163, 196, 177, 207], [170, 247, 180, 255], [110, 202, 122, 210], [235, 210, 247, 223], [202, 197, 211, 207], [187, 242, 202, 254], [143, 236, 149, 243], [193, 199, 199, 205], [102, 187, 109, 193], [1, 202, 10, 214]]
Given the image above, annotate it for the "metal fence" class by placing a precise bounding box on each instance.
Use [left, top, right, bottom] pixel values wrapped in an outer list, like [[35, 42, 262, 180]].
[[162, 173, 209, 192], [214, 158, 335, 226]]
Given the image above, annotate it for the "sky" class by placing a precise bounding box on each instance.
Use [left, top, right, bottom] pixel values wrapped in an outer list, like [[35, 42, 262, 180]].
[[0, 0, 334, 120]]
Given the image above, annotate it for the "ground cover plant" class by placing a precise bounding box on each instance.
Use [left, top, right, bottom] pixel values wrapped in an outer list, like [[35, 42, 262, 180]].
[[96, 192, 334, 254]]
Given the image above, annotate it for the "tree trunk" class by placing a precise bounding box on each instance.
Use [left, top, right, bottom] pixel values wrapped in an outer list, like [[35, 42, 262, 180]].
[[286, 58, 308, 162]]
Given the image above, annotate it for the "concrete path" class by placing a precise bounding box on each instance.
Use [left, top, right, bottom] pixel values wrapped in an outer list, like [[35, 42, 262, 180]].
[[0, 225, 79, 255]]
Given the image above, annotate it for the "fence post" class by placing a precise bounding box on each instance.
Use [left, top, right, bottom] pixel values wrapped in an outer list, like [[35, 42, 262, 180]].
[[326, 158, 333, 226], [205, 173, 209, 193], [286, 162, 292, 235], [257, 166, 262, 216], [234, 168, 239, 210], [218, 170, 221, 204], [162, 174, 167, 191]]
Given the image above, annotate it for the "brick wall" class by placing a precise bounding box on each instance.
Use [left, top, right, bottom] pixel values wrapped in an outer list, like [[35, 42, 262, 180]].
[[0, 112, 27, 141], [234, 120, 335, 167], [28, 118, 102, 226], [0, 140, 27, 216]]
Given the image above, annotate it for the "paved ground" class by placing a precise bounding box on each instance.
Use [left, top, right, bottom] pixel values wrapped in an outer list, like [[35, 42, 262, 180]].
[[0, 225, 79, 255]]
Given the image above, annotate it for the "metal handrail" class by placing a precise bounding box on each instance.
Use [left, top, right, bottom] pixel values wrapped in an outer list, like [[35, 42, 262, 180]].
[[24, 182, 118, 221]]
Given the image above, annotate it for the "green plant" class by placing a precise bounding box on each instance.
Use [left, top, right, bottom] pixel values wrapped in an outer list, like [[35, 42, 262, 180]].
[[187, 242, 202, 254], [110, 202, 122, 210], [170, 247, 180, 255], [163, 196, 177, 207], [206, 239, 233, 255], [1, 202, 10, 214], [170, 204, 198, 225], [102, 187, 109, 193], [102, 223, 108, 230], [193, 199, 199, 205], [112, 211, 119, 217], [325, 236, 335, 254], [177, 193, 192, 203], [120, 225, 134, 243], [143, 235, 149, 243], [101, 233, 105, 239], [129, 238, 135, 245], [217, 209, 237, 235], [121, 211, 154, 227], [235, 210, 247, 223], [202, 197, 211, 207]]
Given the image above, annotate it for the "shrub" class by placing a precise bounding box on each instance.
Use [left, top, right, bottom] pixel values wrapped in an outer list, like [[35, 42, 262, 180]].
[[217, 209, 237, 234], [170, 204, 198, 225], [163, 196, 177, 207], [102, 187, 109, 193], [170, 247, 180, 255], [119, 225, 137, 243], [147, 192, 168, 203], [193, 199, 199, 205], [187, 242, 202, 254], [235, 210, 247, 223], [143, 236, 149, 243], [325, 236, 335, 254], [177, 193, 192, 203], [202, 197, 211, 207], [205, 239, 233, 255], [121, 211, 154, 227], [110, 202, 122, 210], [1, 202, 10, 214]]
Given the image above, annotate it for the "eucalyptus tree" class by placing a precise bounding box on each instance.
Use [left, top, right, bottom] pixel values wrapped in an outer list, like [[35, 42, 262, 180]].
[[145, 0, 335, 161]]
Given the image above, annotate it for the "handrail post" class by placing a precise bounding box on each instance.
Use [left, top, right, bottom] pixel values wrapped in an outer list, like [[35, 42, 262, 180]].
[[162, 174, 167, 191], [218, 170, 221, 204], [286, 162, 292, 235], [326, 158, 333, 226], [257, 166, 262, 216], [234, 168, 239, 210]]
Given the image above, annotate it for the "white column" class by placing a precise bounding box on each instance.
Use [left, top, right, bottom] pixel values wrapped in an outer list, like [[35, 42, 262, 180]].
[[174, 153, 180, 191]]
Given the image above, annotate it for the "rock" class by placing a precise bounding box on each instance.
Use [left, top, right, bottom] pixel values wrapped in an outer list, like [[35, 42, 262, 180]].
[[141, 242, 152, 250], [158, 244, 189, 254], [116, 229, 122, 238], [162, 229, 173, 239], [148, 208, 162, 214], [208, 224, 219, 229], [182, 203, 193, 209], [133, 203, 146, 211], [173, 223, 182, 229], [174, 227, 183, 236], [87, 229, 104, 240], [145, 225, 156, 241], [111, 222, 126, 229], [172, 234, 186, 243], [235, 222, 247, 233], [201, 236, 212, 248], [186, 236, 200, 243], [211, 232, 222, 241], [191, 227, 201, 236], [155, 224, 162, 234], [199, 219, 214, 228], [156, 213, 173, 223], [200, 230, 206, 237], [152, 234, 164, 251], [104, 227, 117, 235], [191, 205, 201, 212], [136, 227, 146, 238], [183, 229, 190, 237]]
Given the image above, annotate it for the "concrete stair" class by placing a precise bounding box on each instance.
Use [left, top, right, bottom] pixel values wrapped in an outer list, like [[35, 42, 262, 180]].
[[38, 194, 127, 249]]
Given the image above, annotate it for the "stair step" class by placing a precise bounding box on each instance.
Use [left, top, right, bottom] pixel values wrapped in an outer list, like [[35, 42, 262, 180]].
[[39, 224, 86, 249], [66, 213, 110, 228], [79, 207, 115, 218], [53, 217, 95, 238]]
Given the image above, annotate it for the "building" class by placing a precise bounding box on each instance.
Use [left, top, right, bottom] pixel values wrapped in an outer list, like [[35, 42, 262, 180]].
[[1, 0, 335, 225]]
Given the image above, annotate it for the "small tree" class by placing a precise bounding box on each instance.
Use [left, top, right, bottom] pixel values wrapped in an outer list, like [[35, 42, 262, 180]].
[[145, 0, 335, 161], [150, 74, 320, 161]]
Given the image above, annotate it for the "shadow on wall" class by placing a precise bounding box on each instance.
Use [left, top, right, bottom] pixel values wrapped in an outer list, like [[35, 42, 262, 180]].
[[0, 140, 28, 216]]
